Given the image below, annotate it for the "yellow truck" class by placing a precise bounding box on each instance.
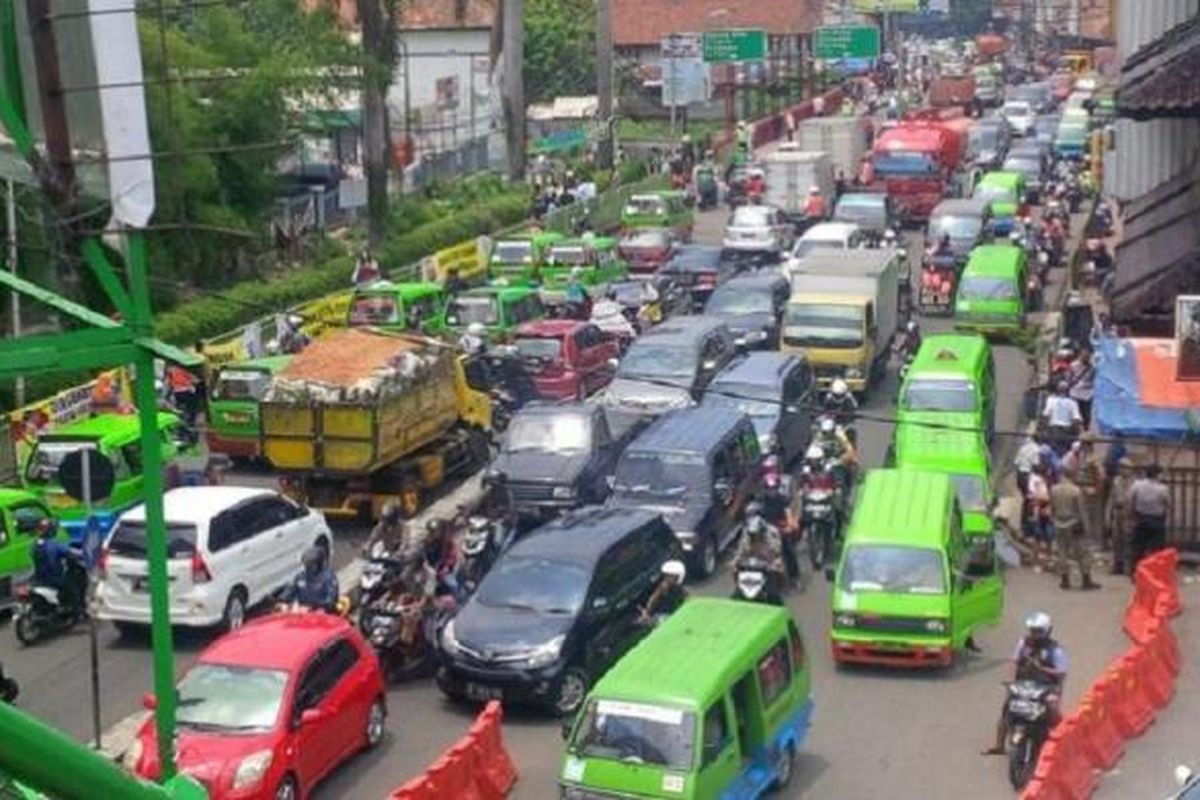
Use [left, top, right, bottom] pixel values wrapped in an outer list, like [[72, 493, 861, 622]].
[[260, 329, 491, 521]]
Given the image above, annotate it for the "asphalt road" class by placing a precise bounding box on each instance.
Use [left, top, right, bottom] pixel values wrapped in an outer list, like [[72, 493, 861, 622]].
[[0, 158, 1150, 800]]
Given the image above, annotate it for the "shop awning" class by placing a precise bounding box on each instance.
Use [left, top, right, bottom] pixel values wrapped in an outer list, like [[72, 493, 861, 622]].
[[1119, 14, 1200, 120], [1111, 164, 1200, 322]]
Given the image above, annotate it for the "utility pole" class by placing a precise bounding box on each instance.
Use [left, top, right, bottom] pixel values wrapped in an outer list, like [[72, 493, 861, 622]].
[[596, 0, 614, 170], [360, 0, 397, 249], [5, 180, 22, 406], [502, 0, 526, 179]]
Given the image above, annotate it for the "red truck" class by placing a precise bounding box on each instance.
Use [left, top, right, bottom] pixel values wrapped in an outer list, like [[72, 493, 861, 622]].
[[511, 319, 621, 400], [928, 75, 975, 108], [868, 115, 967, 222]]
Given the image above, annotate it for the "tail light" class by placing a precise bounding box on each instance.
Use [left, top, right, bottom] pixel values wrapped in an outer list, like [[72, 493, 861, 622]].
[[97, 547, 110, 579], [191, 551, 213, 584], [697, 272, 717, 288]]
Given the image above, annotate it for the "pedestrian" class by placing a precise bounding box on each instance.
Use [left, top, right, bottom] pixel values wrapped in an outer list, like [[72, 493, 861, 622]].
[[165, 363, 199, 427], [1106, 457, 1136, 575], [1129, 465, 1170, 571], [1061, 432, 1103, 538], [1014, 432, 1042, 499], [1041, 382, 1082, 454], [835, 169, 848, 200], [1067, 348, 1096, 429], [352, 248, 381, 287], [1050, 472, 1100, 590], [1026, 463, 1053, 557]]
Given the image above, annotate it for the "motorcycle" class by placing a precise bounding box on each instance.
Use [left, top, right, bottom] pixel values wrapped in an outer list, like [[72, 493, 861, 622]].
[[458, 516, 512, 596], [801, 486, 840, 575], [356, 545, 409, 609], [13, 555, 88, 646], [360, 593, 453, 681], [731, 556, 784, 606], [1003, 679, 1057, 789], [1025, 272, 1043, 312]]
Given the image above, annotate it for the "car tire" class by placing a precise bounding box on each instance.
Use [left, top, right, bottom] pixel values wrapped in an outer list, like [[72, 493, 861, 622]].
[[274, 774, 298, 800], [363, 698, 387, 750], [222, 588, 248, 633], [772, 743, 796, 789], [553, 667, 590, 717], [696, 535, 719, 580]]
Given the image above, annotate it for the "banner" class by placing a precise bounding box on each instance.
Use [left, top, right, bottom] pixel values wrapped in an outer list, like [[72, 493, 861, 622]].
[[423, 240, 485, 284], [5, 368, 133, 466], [295, 290, 353, 339]]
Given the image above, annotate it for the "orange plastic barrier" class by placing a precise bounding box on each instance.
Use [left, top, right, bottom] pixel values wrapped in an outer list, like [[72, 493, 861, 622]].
[[1029, 720, 1097, 800], [1072, 695, 1124, 771], [1124, 549, 1182, 642], [387, 701, 517, 800], [1141, 550, 1182, 617]]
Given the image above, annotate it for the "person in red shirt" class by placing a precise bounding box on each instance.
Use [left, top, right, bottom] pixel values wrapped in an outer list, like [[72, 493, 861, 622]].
[[803, 187, 827, 219]]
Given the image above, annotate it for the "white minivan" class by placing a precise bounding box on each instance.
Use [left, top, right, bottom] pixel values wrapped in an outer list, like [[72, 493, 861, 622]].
[[95, 486, 333, 634]]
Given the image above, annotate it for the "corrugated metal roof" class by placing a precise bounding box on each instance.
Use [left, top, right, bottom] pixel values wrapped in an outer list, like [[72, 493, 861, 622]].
[[1119, 13, 1200, 118], [612, 0, 821, 46]]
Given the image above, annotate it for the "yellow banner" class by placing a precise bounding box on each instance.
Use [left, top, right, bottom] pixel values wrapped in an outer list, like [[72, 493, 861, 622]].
[[6, 368, 133, 467], [424, 240, 485, 284], [295, 290, 352, 339], [200, 336, 251, 370]]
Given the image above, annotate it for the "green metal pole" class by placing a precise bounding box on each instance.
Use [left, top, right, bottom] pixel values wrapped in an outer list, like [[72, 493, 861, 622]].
[[126, 233, 177, 780], [0, 0, 26, 123]]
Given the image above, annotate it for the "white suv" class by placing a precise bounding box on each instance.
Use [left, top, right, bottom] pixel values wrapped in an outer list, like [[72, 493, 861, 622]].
[[96, 486, 333, 634]]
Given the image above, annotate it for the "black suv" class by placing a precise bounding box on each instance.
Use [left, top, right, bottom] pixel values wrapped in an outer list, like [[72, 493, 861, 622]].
[[607, 406, 762, 579], [489, 403, 640, 516], [658, 245, 743, 309], [702, 271, 790, 350], [703, 351, 814, 465], [436, 507, 679, 715]]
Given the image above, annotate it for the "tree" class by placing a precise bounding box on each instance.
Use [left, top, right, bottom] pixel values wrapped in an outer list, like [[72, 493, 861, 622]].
[[359, 0, 400, 249], [524, 0, 596, 103]]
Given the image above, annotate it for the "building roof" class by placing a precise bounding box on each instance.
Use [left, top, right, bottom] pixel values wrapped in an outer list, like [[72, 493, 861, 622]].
[[1119, 14, 1200, 120], [396, 0, 496, 29], [611, 0, 820, 47]]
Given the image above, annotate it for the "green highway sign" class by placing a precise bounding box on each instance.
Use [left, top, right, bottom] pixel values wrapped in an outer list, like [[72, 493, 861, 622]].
[[702, 29, 767, 63], [814, 25, 882, 60], [852, 0, 919, 10]]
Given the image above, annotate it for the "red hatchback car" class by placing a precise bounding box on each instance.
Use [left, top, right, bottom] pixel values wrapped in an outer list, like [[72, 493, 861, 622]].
[[128, 613, 387, 800], [513, 320, 620, 400]]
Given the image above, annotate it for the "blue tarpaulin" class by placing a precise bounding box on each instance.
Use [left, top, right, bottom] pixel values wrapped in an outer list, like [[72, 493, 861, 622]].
[[1094, 337, 1198, 440]]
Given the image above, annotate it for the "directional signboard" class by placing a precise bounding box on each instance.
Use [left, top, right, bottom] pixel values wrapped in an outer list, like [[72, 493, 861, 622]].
[[852, 0, 920, 10], [814, 25, 882, 61], [702, 29, 767, 63]]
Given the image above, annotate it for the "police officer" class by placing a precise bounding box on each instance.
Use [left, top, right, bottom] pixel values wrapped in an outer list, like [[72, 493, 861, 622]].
[[983, 612, 1067, 755]]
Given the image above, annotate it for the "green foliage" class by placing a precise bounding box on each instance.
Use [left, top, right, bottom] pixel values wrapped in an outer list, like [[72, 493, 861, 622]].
[[524, 0, 596, 103]]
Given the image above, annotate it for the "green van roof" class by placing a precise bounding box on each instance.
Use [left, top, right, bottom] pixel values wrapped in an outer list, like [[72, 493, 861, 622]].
[[906, 333, 990, 378], [964, 244, 1025, 277], [354, 280, 443, 299], [846, 469, 956, 549], [894, 426, 990, 477], [554, 236, 617, 249], [979, 171, 1022, 188], [0, 487, 40, 508], [588, 598, 794, 711], [468, 284, 540, 299], [39, 411, 178, 446]]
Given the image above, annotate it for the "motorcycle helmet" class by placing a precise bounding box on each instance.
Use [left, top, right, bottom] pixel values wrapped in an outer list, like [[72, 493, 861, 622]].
[[884, 229, 897, 243], [1009, 229, 1023, 244], [906, 319, 918, 333], [1024, 611, 1052, 639], [466, 322, 486, 337], [831, 379, 849, 398], [808, 185, 820, 194], [805, 444, 825, 464], [819, 417, 836, 435], [381, 500, 402, 524], [467, 516, 491, 534], [34, 518, 56, 538], [660, 560, 687, 582], [745, 515, 766, 537], [302, 545, 325, 574]]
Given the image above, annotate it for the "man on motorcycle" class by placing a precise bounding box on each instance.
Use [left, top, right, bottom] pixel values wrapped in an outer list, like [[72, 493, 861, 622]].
[[565, 267, 590, 319], [423, 519, 461, 599], [930, 233, 954, 258], [896, 319, 922, 363], [734, 508, 786, 581], [279, 546, 339, 612], [637, 560, 688, 625], [802, 186, 827, 220], [823, 379, 859, 435], [692, 156, 718, 208], [984, 612, 1067, 755], [458, 321, 487, 356], [364, 500, 416, 557], [31, 520, 84, 620]]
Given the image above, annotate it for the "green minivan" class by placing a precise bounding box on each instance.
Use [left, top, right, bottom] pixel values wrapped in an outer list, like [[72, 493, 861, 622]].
[[621, 191, 695, 241], [489, 231, 565, 284], [22, 411, 187, 541], [561, 597, 812, 799], [897, 333, 996, 442], [441, 284, 546, 340], [542, 236, 630, 291], [0, 489, 59, 612], [893, 426, 995, 540], [347, 280, 448, 334], [972, 171, 1026, 234], [955, 244, 1027, 336], [205, 355, 292, 461], [829, 469, 1004, 668]]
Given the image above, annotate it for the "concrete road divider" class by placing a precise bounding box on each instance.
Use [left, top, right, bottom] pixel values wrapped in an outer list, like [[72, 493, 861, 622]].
[[388, 700, 517, 800]]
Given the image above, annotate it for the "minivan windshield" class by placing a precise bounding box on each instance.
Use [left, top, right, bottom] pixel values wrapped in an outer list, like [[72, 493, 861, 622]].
[[573, 699, 696, 769], [447, 296, 500, 327], [903, 378, 978, 413], [842, 545, 946, 594], [929, 214, 982, 241], [613, 453, 708, 502], [961, 275, 1018, 301], [783, 303, 864, 348], [493, 241, 533, 264], [505, 414, 591, 453], [213, 369, 273, 401], [475, 556, 589, 615], [349, 295, 401, 326], [618, 344, 694, 380]]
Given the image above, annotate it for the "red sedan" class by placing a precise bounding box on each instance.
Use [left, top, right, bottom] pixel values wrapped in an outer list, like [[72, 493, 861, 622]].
[[618, 228, 676, 274], [128, 613, 387, 800], [513, 319, 620, 400]]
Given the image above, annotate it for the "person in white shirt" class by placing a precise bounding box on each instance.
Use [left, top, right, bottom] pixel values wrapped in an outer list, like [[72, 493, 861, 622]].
[[1041, 383, 1082, 453], [1014, 433, 1042, 498]]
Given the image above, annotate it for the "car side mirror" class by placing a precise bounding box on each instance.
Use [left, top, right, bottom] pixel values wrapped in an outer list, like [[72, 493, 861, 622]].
[[141, 692, 157, 711], [300, 707, 324, 726], [607, 357, 620, 370]]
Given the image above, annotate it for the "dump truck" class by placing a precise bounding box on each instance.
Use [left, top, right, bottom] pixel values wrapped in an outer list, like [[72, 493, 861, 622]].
[[928, 75, 976, 108], [260, 329, 491, 521]]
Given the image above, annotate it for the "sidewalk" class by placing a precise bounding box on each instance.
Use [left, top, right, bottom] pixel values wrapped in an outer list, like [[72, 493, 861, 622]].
[[1094, 574, 1200, 798]]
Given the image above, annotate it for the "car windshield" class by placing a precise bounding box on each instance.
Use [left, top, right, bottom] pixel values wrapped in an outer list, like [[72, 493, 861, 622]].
[[961, 275, 1017, 301], [447, 296, 500, 327], [505, 414, 591, 453], [1003, 158, 1040, 177], [835, 195, 881, 213], [26, 440, 95, 483], [513, 336, 563, 362], [107, 520, 198, 559], [572, 699, 696, 769], [475, 556, 589, 614], [842, 545, 946, 594], [618, 343, 694, 380], [730, 207, 771, 227], [951, 473, 988, 512], [349, 295, 401, 326], [549, 246, 590, 266], [783, 303, 864, 347], [213, 369, 272, 401], [903, 377, 978, 412], [705, 287, 773, 315], [176, 664, 288, 733], [929, 214, 981, 241], [975, 183, 1015, 203], [704, 383, 779, 417], [792, 237, 844, 259], [493, 241, 533, 264], [970, 127, 1000, 149], [1003, 103, 1031, 116], [613, 452, 708, 502], [872, 152, 938, 176], [622, 230, 670, 249]]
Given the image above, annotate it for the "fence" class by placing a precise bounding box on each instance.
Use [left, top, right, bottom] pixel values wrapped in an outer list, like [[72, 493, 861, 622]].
[[541, 174, 670, 236], [405, 137, 491, 189], [1163, 465, 1200, 548]]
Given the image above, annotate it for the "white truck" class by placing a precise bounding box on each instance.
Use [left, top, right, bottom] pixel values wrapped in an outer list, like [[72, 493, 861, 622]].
[[782, 249, 903, 395], [764, 150, 835, 226], [796, 116, 869, 183]]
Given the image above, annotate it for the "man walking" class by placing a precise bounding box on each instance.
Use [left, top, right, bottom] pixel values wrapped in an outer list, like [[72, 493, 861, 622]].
[[1129, 465, 1170, 570], [1050, 472, 1100, 590]]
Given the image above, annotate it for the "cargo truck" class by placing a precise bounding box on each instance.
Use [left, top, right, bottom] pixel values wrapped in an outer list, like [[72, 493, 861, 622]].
[[869, 112, 968, 223], [260, 329, 491, 521], [763, 149, 835, 227], [795, 117, 869, 184], [928, 75, 976, 108], [783, 250, 903, 394]]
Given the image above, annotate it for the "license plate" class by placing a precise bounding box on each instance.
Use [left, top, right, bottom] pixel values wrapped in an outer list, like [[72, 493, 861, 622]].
[[464, 682, 503, 702]]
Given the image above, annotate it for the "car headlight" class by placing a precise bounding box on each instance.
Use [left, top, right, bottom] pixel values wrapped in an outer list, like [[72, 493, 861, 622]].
[[231, 749, 274, 791], [747, 330, 768, 342], [524, 635, 565, 668], [845, 367, 863, 379], [834, 612, 856, 628], [441, 620, 462, 656], [675, 531, 697, 551], [552, 486, 575, 500], [122, 738, 144, 772], [924, 618, 948, 634]]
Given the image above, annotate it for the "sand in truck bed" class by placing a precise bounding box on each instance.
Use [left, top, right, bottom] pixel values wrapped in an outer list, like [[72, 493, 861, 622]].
[[280, 329, 425, 387]]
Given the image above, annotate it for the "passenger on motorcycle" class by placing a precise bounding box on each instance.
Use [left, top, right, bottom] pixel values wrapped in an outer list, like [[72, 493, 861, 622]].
[[984, 612, 1067, 755], [279, 546, 339, 613], [823, 379, 859, 435], [31, 520, 84, 619], [364, 500, 415, 558], [734, 508, 786, 580], [792, 444, 845, 522], [423, 519, 461, 599], [637, 560, 688, 625], [814, 417, 857, 491]]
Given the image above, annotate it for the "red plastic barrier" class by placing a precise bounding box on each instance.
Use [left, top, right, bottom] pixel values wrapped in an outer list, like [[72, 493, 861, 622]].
[[469, 701, 519, 797], [1036, 719, 1098, 800], [1106, 653, 1157, 737], [1147, 614, 1181, 676], [1135, 620, 1176, 709], [1021, 776, 1071, 800], [1141, 549, 1182, 617], [1076, 682, 1126, 770], [388, 776, 438, 800], [1123, 571, 1164, 643]]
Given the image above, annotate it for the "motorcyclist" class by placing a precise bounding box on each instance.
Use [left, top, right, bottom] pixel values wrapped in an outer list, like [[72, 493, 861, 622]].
[[565, 267, 591, 318], [363, 500, 415, 557], [930, 233, 954, 258], [637, 560, 688, 625], [444, 267, 470, 296], [802, 186, 827, 219], [734, 507, 786, 582], [31, 519, 83, 620], [823, 379, 858, 435], [746, 170, 766, 200], [814, 417, 857, 491], [896, 319, 922, 362], [791, 443, 846, 529], [422, 518, 461, 599], [279, 546, 339, 613], [983, 612, 1067, 755], [278, 314, 310, 355], [458, 321, 488, 356], [692, 155, 718, 208], [590, 288, 637, 343]]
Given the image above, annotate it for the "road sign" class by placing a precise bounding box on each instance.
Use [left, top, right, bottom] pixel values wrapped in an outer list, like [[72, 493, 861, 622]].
[[814, 25, 882, 60], [852, 0, 920, 10], [702, 29, 767, 63]]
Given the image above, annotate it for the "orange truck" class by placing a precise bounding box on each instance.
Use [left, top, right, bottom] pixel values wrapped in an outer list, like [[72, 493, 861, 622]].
[[868, 114, 967, 222], [975, 34, 1008, 59], [928, 76, 976, 108]]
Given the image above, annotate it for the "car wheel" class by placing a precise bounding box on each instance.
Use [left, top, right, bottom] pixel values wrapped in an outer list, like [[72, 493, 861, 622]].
[[363, 698, 386, 749], [553, 667, 589, 717], [773, 743, 796, 789], [274, 774, 298, 800], [222, 588, 248, 633], [698, 535, 719, 579]]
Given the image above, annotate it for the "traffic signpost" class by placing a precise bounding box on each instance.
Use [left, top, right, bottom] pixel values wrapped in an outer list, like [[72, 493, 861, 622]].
[[814, 25, 882, 60], [702, 28, 767, 63]]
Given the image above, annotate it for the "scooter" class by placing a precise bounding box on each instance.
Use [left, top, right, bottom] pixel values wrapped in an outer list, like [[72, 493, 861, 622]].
[[361, 593, 454, 681], [731, 556, 785, 606], [1003, 679, 1057, 789], [13, 555, 88, 646], [356, 544, 409, 609], [801, 486, 841, 574], [458, 516, 513, 596]]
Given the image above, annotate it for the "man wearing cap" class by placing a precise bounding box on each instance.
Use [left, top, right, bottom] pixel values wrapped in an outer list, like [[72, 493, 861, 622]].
[[1061, 432, 1103, 543], [1049, 471, 1100, 590]]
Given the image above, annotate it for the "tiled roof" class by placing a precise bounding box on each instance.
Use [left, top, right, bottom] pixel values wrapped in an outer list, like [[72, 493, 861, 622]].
[[397, 0, 496, 29], [1119, 13, 1200, 119], [612, 0, 821, 47]]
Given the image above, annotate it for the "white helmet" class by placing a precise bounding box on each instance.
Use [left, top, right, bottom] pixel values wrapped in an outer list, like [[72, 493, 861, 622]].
[[1009, 229, 1023, 242], [831, 379, 849, 397], [466, 322, 487, 336], [1025, 611, 1052, 636], [805, 444, 825, 462], [287, 314, 304, 328], [809, 185, 821, 194], [906, 320, 918, 333], [884, 228, 897, 241], [661, 560, 687, 581], [819, 417, 836, 434]]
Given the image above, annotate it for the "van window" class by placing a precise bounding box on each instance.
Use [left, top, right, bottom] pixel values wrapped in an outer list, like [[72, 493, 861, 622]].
[[757, 640, 792, 708], [702, 700, 732, 765], [576, 699, 697, 769]]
